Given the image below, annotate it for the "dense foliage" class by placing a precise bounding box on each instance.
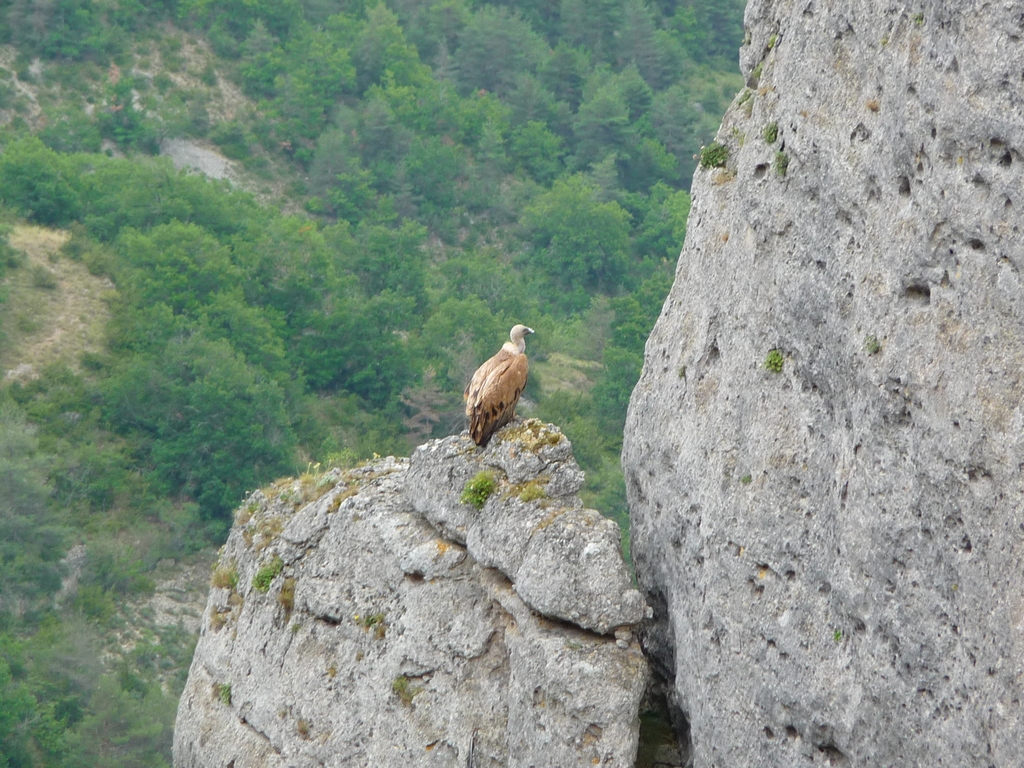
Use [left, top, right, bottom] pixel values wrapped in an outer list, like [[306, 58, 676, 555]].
[[0, 0, 744, 764]]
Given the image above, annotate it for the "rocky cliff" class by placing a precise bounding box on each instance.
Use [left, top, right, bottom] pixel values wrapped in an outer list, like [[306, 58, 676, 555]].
[[623, 1, 1024, 766], [173, 420, 649, 768]]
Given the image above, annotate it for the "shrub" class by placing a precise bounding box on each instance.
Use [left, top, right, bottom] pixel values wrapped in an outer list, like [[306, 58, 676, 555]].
[[763, 122, 778, 144], [211, 563, 238, 590], [31, 264, 58, 290], [764, 349, 784, 373], [699, 142, 728, 169], [461, 471, 497, 509], [252, 555, 284, 592]]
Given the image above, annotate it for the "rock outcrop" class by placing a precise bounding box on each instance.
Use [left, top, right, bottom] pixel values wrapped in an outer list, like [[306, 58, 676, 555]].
[[623, 2, 1024, 767], [173, 421, 648, 768]]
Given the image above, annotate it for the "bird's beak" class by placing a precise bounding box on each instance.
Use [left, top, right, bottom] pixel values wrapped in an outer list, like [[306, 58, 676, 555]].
[[526, 327, 535, 334]]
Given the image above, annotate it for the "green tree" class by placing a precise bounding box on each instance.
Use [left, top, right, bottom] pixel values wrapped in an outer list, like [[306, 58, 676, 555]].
[[650, 82, 706, 187], [198, 290, 290, 378], [353, 3, 431, 94], [452, 5, 546, 96], [71, 674, 176, 768], [295, 291, 415, 405], [103, 336, 296, 520], [310, 128, 377, 223], [501, 73, 557, 129], [510, 120, 565, 184], [273, 26, 356, 141], [0, 403, 64, 604], [538, 41, 590, 112], [635, 182, 691, 258], [522, 176, 632, 312], [239, 19, 283, 98], [354, 96, 413, 183], [116, 222, 240, 316], [396, 0, 469, 67], [0, 137, 82, 226], [343, 220, 428, 311], [591, 270, 673, 434], [420, 296, 507, 388], [98, 74, 158, 153], [403, 136, 467, 217], [38, 105, 103, 154], [572, 77, 634, 169], [558, 0, 621, 62], [617, 0, 682, 89], [0, 654, 36, 768]]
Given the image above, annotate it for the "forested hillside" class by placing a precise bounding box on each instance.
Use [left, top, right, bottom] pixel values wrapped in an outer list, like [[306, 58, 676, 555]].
[[0, 1, 744, 764]]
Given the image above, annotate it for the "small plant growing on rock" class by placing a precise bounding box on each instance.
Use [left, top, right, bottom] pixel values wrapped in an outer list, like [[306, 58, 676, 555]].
[[278, 577, 296, 618], [501, 419, 563, 450], [461, 471, 497, 509], [215, 683, 232, 706], [764, 349, 784, 373], [518, 481, 547, 503], [255, 516, 284, 550], [774, 151, 790, 177], [864, 334, 881, 355], [355, 612, 387, 639], [392, 675, 423, 706], [740, 474, 753, 485], [211, 562, 238, 590], [763, 121, 778, 144], [833, 629, 843, 643], [700, 142, 729, 169], [209, 608, 230, 632], [236, 501, 258, 526], [252, 555, 284, 593]]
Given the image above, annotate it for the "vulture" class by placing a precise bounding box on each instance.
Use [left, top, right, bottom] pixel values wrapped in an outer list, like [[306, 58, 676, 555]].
[[464, 324, 534, 447]]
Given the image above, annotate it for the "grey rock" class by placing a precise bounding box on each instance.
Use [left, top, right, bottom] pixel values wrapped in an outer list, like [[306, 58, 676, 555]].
[[408, 419, 646, 635], [174, 449, 648, 767], [623, 2, 1024, 767], [160, 138, 237, 182]]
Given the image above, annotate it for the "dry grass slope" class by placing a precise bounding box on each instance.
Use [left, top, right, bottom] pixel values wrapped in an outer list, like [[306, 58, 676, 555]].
[[1, 225, 114, 380]]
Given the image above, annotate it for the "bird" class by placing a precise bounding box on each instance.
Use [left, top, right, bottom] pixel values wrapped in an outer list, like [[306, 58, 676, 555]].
[[464, 324, 534, 447]]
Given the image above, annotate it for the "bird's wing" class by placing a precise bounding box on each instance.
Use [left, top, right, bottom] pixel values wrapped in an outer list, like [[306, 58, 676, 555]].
[[465, 350, 528, 447]]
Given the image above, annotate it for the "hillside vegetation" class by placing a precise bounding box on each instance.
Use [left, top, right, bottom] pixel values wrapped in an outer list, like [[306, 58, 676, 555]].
[[0, 1, 744, 764]]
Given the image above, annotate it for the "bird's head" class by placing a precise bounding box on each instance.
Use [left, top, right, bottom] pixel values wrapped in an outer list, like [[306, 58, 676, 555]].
[[510, 324, 535, 341]]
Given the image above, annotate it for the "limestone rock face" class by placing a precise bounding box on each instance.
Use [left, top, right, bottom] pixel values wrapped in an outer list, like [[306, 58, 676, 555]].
[[622, 2, 1024, 767], [407, 419, 648, 635], [174, 424, 647, 768]]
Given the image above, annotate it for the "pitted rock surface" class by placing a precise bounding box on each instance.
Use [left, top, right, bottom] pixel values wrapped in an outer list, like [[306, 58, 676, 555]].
[[623, 2, 1024, 767], [407, 419, 647, 635], [174, 446, 648, 767]]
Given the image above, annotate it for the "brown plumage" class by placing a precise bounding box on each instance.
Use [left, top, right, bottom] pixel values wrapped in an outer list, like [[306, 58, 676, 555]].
[[464, 324, 534, 447]]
